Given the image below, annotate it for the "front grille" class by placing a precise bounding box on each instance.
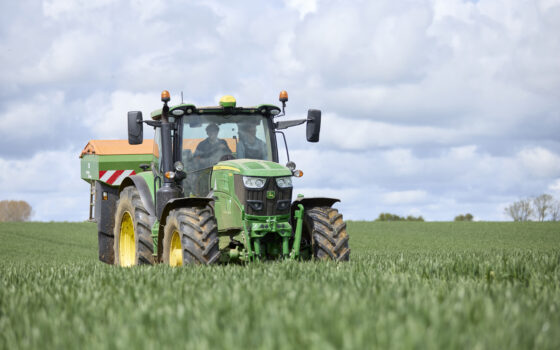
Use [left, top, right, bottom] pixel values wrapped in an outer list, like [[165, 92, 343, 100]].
[[234, 176, 292, 216]]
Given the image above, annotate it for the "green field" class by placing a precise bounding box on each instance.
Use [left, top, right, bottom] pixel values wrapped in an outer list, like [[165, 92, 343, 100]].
[[1, 221, 559, 349]]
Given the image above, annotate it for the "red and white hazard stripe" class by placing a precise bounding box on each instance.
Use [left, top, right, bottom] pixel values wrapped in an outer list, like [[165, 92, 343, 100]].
[[98, 170, 136, 185]]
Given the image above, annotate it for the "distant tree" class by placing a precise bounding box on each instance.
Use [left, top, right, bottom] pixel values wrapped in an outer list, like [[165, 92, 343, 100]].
[[0, 200, 33, 222], [406, 215, 425, 222], [550, 200, 560, 222], [504, 199, 533, 222], [375, 213, 402, 221], [533, 194, 554, 222], [376, 213, 424, 222], [455, 213, 474, 221]]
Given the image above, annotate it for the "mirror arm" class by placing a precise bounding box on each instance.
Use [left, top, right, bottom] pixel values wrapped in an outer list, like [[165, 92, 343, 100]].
[[144, 120, 161, 127], [275, 119, 306, 130]]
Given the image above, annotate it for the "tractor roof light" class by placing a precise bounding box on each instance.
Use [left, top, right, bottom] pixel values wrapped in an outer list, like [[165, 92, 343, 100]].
[[219, 95, 236, 108], [161, 90, 170, 102], [292, 170, 303, 178], [278, 90, 288, 117], [279, 90, 288, 102]]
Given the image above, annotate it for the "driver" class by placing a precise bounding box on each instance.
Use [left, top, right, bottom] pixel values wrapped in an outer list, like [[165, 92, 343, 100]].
[[237, 122, 267, 160], [193, 123, 232, 168]]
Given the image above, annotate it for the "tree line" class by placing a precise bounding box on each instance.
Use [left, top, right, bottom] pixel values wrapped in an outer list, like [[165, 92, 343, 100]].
[[375, 212, 474, 222], [375, 213, 425, 221], [0, 200, 32, 222], [504, 194, 560, 222]]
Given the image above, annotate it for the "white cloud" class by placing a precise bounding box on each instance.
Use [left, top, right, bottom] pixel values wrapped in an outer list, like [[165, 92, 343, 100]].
[[285, 0, 318, 19], [0, 149, 83, 194], [549, 179, 560, 197], [382, 190, 428, 205], [42, 0, 116, 19], [81, 90, 162, 139], [0, 148, 88, 221], [293, 1, 436, 85], [517, 147, 560, 178], [321, 113, 464, 150], [23, 30, 109, 84], [0, 91, 66, 136]]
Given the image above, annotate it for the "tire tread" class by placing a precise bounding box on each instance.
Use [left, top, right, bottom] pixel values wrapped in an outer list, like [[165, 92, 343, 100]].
[[305, 206, 350, 262]]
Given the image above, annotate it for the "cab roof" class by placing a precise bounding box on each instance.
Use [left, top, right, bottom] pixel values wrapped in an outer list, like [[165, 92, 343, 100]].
[[150, 103, 281, 120]]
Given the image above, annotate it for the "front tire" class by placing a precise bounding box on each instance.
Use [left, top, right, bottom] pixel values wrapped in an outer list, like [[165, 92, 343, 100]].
[[162, 206, 220, 266], [304, 207, 350, 261], [113, 186, 154, 266]]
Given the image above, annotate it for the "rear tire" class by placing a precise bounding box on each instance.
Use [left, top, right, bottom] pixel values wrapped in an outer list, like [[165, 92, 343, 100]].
[[304, 207, 350, 261], [162, 206, 220, 266], [113, 186, 154, 266]]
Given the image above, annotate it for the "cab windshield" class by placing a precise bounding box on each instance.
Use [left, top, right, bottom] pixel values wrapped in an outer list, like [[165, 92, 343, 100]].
[[181, 114, 273, 173]]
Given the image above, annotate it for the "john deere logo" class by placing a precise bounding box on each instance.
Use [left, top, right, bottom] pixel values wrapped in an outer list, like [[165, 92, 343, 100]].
[[267, 191, 276, 199]]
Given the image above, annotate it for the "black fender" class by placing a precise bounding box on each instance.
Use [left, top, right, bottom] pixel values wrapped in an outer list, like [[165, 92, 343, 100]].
[[94, 181, 119, 264], [290, 197, 340, 223], [156, 197, 214, 259], [119, 175, 156, 217], [291, 196, 340, 211]]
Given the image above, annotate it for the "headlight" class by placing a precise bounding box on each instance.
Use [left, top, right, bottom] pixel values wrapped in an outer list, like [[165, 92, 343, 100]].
[[243, 176, 266, 189], [174, 161, 184, 172], [275, 176, 292, 188]]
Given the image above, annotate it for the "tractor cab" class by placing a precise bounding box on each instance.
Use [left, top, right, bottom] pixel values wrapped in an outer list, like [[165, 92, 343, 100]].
[[148, 96, 285, 197]]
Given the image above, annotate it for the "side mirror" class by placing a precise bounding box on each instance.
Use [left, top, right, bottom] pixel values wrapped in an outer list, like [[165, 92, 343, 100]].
[[306, 109, 321, 142], [128, 111, 143, 145]]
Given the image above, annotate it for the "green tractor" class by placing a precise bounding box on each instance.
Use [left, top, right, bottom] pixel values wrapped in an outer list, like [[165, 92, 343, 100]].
[[87, 90, 349, 266]]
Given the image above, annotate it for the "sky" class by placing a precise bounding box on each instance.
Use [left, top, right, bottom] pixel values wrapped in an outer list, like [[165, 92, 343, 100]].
[[0, 0, 559, 222]]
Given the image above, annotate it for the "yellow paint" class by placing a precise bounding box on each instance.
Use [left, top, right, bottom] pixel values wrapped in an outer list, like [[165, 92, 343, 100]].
[[119, 211, 135, 267], [219, 95, 236, 104], [170, 230, 183, 267], [213, 165, 240, 172]]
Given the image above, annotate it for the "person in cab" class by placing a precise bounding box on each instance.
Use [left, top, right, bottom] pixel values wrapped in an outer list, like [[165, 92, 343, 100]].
[[237, 122, 267, 160], [193, 123, 232, 168]]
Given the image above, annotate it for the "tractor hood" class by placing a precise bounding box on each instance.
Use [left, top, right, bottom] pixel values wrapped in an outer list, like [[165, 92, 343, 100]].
[[213, 159, 291, 177]]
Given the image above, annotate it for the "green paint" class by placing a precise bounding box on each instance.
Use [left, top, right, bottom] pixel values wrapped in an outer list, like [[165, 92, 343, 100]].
[[80, 155, 99, 183], [237, 214, 293, 261], [246, 214, 291, 238], [80, 154, 154, 185], [151, 220, 159, 256], [216, 159, 291, 177], [291, 204, 305, 259], [211, 169, 243, 231], [241, 218, 253, 260], [253, 238, 262, 257]]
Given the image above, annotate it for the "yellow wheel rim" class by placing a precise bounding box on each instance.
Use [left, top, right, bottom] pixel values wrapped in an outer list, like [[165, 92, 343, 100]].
[[119, 211, 135, 267], [169, 230, 183, 267]]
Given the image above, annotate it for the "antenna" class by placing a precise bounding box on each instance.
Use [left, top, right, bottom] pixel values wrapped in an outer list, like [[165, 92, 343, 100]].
[[181, 91, 184, 104]]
